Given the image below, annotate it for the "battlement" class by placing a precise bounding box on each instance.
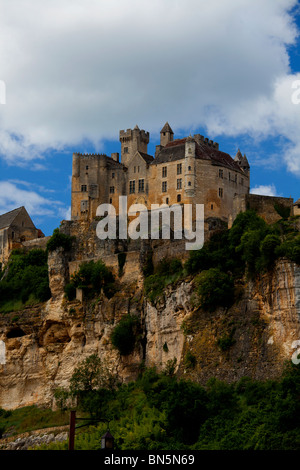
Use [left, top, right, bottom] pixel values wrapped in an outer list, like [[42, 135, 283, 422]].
[[119, 128, 150, 144], [73, 153, 108, 158], [193, 134, 219, 150]]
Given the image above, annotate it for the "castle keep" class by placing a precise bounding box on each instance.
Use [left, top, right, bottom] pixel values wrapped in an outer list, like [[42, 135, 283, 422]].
[[71, 123, 250, 226]]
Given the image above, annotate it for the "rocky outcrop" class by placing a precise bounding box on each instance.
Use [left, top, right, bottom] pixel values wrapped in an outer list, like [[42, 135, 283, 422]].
[[0, 253, 299, 410]]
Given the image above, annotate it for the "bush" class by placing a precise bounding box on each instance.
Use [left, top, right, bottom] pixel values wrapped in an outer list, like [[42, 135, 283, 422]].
[[111, 315, 140, 356], [0, 249, 51, 311], [144, 258, 183, 303], [69, 259, 115, 298], [195, 268, 235, 312], [47, 228, 74, 252]]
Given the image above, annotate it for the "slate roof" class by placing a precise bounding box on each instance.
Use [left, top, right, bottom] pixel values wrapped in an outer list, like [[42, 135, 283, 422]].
[[153, 138, 243, 172], [0, 207, 24, 230], [160, 122, 174, 134], [138, 152, 154, 164]]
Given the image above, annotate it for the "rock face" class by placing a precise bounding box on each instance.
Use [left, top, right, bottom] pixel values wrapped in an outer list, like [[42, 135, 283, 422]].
[[0, 252, 299, 410]]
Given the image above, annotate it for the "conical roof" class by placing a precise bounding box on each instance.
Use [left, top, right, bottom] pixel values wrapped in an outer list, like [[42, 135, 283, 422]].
[[234, 149, 243, 162], [240, 154, 250, 168], [160, 122, 174, 134]]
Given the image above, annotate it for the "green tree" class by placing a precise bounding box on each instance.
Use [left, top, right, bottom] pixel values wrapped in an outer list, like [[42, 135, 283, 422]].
[[195, 268, 234, 311]]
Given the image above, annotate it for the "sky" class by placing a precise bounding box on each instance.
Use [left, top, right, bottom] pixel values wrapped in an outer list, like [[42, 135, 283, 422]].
[[0, 0, 300, 236]]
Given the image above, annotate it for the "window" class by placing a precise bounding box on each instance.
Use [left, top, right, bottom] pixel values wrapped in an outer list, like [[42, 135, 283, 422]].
[[129, 180, 135, 194], [177, 194, 181, 203], [219, 169, 223, 178], [138, 179, 144, 193], [188, 166, 192, 171], [166, 197, 169, 204], [86, 165, 89, 170], [211, 204, 214, 210], [134, 166, 136, 173], [112, 172, 115, 179], [219, 188, 223, 198], [188, 181, 192, 186], [124, 147, 129, 153], [241, 178, 244, 186], [109, 198, 112, 204], [11, 231, 14, 240], [228, 172, 231, 181], [177, 163, 182, 175], [162, 166, 167, 178], [162, 181, 167, 192], [109, 186, 115, 194], [81, 185, 87, 192], [177, 178, 182, 190]]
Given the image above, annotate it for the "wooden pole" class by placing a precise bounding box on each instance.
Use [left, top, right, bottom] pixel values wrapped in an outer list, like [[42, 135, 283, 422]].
[[69, 410, 76, 450]]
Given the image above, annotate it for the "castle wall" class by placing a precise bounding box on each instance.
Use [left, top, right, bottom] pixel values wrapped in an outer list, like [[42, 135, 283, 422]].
[[231, 194, 294, 226]]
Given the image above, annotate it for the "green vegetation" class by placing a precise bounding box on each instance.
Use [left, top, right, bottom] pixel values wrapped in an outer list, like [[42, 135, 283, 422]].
[[144, 257, 183, 303], [195, 268, 235, 312], [217, 328, 236, 351], [0, 249, 51, 312], [46, 228, 74, 252], [27, 362, 300, 450], [110, 315, 140, 356], [0, 406, 68, 438], [64, 259, 115, 300]]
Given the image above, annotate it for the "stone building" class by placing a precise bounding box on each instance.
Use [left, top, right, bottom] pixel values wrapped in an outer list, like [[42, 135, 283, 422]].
[[0, 207, 43, 267], [71, 123, 250, 228]]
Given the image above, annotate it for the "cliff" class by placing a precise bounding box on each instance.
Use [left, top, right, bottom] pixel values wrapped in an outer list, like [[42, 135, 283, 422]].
[[0, 237, 299, 410]]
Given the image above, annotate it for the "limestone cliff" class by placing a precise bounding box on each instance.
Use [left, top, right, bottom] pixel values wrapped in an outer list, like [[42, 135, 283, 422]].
[[0, 243, 299, 409]]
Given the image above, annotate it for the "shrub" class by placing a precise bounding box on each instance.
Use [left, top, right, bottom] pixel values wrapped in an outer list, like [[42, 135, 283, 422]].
[[217, 329, 236, 351], [195, 268, 235, 312], [111, 315, 140, 356], [47, 228, 74, 252], [0, 249, 51, 311], [184, 351, 197, 369], [69, 259, 115, 298], [144, 258, 183, 303], [64, 283, 76, 301]]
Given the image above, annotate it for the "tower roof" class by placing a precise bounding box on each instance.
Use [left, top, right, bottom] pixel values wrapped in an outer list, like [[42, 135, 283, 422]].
[[234, 149, 243, 162], [160, 122, 174, 134], [240, 154, 250, 168]]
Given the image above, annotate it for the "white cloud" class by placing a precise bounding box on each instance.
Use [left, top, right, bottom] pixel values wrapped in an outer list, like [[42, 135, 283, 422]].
[[250, 184, 278, 197], [0, 0, 299, 173], [0, 181, 68, 218]]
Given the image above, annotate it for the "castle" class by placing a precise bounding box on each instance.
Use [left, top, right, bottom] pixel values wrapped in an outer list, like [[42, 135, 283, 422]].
[[71, 123, 250, 227]]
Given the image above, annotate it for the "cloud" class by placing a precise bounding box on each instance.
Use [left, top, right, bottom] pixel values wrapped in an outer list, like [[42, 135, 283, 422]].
[[250, 184, 278, 197], [0, 181, 68, 219], [0, 0, 299, 173]]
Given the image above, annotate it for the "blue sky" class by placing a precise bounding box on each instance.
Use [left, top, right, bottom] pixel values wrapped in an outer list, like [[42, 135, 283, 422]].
[[0, 1, 300, 236]]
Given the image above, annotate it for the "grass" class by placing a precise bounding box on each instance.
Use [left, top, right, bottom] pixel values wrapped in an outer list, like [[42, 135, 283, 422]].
[[0, 294, 41, 314], [0, 405, 69, 438]]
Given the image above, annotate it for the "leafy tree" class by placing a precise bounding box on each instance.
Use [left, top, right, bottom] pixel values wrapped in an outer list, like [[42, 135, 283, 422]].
[[195, 268, 235, 311], [111, 315, 140, 356], [47, 228, 74, 252]]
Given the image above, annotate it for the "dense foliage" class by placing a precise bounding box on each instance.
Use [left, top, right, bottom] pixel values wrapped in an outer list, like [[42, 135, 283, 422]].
[[64, 259, 115, 300], [144, 257, 183, 303], [110, 315, 141, 356], [32, 362, 300, 450], [46, 228, 74, 252], [0, 249, 51, 312]]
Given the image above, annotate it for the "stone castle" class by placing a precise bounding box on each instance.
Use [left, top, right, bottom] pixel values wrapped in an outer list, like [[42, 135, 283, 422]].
[[71, 123, 251, 227]]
